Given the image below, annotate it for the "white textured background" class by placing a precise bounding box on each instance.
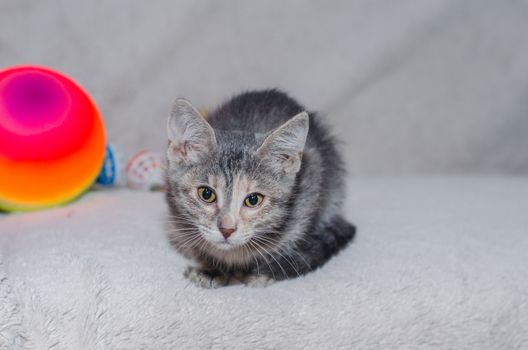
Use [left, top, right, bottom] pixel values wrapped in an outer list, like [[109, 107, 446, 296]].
[[1, 0, 528, 175]]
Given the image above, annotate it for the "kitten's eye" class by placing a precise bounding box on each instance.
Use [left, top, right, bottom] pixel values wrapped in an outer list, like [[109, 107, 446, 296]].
[[244, 193, 264, 208], [197, 186, 216, 203]]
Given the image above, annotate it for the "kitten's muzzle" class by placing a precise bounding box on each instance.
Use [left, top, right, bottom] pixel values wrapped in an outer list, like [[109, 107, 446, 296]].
[[219, 227, 236, 239]]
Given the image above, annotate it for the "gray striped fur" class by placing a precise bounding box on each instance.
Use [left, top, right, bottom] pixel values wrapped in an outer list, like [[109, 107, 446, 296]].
[[165, 89, 355, 287]]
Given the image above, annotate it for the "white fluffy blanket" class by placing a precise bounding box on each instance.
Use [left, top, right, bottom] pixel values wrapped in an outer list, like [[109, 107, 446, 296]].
[[1, 177, 527, 349]]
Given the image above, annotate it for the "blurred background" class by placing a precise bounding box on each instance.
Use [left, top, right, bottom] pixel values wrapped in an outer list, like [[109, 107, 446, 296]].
[[1, 0, 527, 176]]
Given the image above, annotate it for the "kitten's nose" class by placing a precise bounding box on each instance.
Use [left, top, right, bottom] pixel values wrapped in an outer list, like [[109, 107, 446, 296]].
[[218, 213, 237, 239], [219, 227, 236, 239]]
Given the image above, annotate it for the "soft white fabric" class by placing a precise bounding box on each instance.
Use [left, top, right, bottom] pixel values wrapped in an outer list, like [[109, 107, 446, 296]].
[[1, 1, 528, 175], [1, 177, 527, 349]]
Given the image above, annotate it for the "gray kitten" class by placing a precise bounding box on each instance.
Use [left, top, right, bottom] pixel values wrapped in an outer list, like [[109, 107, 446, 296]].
[[165, 90, 355, 288]]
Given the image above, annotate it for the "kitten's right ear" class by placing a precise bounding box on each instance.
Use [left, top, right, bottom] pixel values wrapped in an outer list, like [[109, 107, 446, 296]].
[[167, 98, 216, 165]]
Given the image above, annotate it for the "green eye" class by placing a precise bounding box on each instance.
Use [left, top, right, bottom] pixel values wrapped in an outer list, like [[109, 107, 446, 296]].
[[198, 186, 216, 203], [244, 193, 264, 208]]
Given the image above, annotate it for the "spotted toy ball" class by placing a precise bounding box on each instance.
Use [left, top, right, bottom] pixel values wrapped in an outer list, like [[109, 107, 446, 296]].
[[126, 151, 165, 191], [0, 66, 105, 212]]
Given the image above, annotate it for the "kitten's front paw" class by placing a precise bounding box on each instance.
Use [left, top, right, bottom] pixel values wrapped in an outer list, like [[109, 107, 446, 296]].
[[184, 266, 229, 289], [242, 275, 275, 288]]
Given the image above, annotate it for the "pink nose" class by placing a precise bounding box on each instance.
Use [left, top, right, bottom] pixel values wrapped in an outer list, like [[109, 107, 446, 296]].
[[219, 227, 236, 239]]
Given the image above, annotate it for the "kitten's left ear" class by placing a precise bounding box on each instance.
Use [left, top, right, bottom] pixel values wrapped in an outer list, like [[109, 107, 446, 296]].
[[167, 98, 216, 165], [257, 112, 309, 174]]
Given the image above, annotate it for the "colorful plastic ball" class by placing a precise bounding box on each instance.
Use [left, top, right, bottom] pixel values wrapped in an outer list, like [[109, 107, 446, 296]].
[[0, 65, 106, 212]]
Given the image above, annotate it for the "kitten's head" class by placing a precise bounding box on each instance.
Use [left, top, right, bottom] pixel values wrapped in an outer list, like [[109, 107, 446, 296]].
[[165, 98, 309, 264]]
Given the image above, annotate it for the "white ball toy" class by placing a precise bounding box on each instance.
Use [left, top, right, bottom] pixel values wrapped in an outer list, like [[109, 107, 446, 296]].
[[126, 151, 165, 191]]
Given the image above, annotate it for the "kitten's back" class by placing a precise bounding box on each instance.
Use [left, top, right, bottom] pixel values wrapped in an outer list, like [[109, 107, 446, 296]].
[[207, 90, 305, 134]]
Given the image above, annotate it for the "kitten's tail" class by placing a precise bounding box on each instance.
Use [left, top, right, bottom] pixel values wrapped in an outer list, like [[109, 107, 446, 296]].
[[281, 215, 356, 278], [325, 215, 356, 253], [297, 215, 356, 273]]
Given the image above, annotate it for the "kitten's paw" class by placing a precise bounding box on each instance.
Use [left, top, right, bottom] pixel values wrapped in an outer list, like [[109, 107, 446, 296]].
[[184, 266, 229, 289], [242, 275, 275, 288]]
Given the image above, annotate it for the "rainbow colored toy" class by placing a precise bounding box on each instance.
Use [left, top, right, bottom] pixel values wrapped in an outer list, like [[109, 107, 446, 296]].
[[0, 66, 105, 212]]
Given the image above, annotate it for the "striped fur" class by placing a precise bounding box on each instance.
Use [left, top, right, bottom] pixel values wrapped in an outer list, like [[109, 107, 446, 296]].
[[165, 89, 355, 287]]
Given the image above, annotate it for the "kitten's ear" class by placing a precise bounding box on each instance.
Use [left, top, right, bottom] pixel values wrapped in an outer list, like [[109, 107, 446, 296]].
[[257, 112, 309, 174], [167, 98, 216, 164]]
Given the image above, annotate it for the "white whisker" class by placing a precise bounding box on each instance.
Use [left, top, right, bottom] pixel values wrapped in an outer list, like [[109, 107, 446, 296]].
[[249, 241, 276, 280], [253, 239, 288, 280], [255, 237, 300, 278]]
